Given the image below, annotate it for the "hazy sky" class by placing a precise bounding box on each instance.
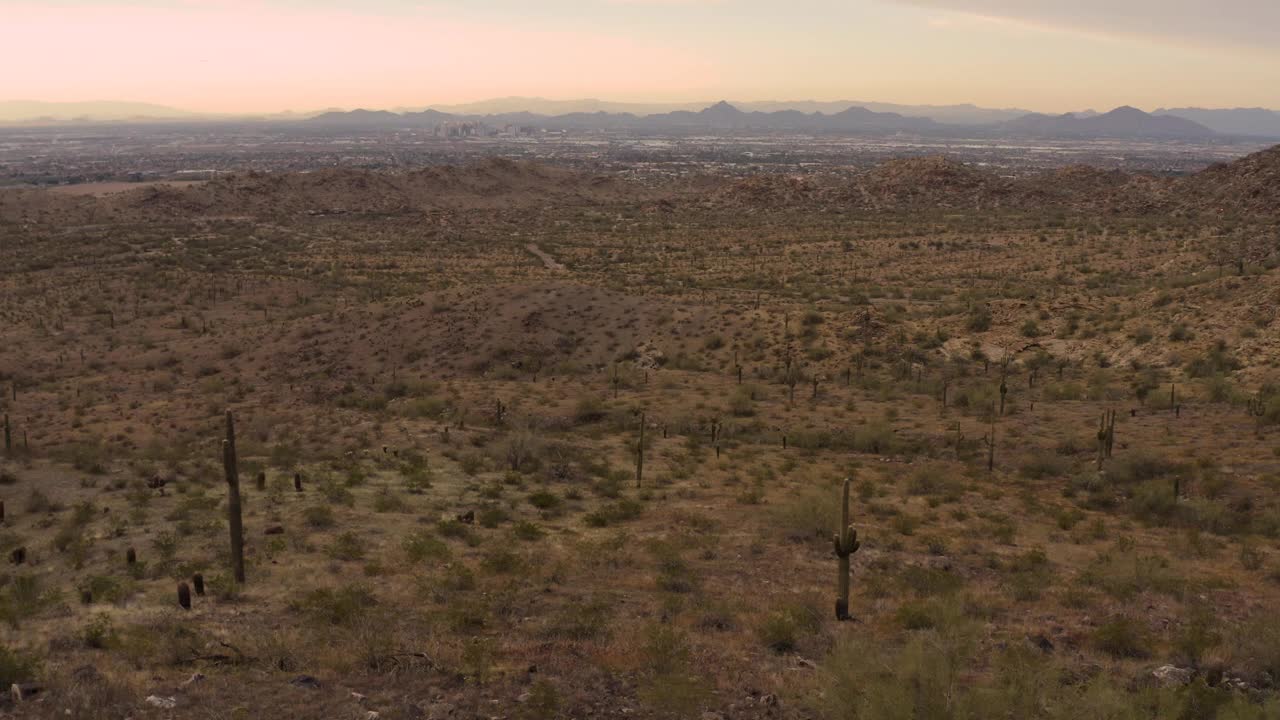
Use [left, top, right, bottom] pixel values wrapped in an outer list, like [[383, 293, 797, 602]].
[[4, 0, 1278, 113]]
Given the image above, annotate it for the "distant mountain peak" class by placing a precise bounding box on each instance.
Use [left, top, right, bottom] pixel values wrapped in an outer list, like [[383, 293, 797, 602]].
[[1104, 105, 1146, 117], [701, 100, 743, 115]]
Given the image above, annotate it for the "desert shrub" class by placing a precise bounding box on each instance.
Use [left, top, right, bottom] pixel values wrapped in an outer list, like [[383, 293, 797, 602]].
[[327, 531, 365, 561], [1229, 613, 1280, 683], [1186, 341, 1240, 378], [1131, 478, 1179, 523], [896, 600, 945, 630], [372, 488, 409, 513], [899, 565, 964, 598], [296, 584, 376, 626], [541, 595, 613, 641], [574, 395, 606, 424], [79, 575, 134, 605], [403, 530, 450, 563], [1019, 455, 1069, 479], [756, 601, 823, 653], [513, 521, 545, 541], [517, 680, 561, 720], [303, 504, 336, 528], [771, 480, 839, 541], [480, 547, 521, 574], [25, 489, 58, 514], [1093, 615, 1151, 658], [0, 575, 53, 628], [82, 613, 118, 649], [0, 644, 39, 687], [637, 624, 712, 716], [528, 490, 561, 510], [436, 519, 475, 543], [477, 505, 509, 527], [1108, 452, 1181, 486], [652, 543, 697, 594], [852, 422, 896, 454], [319, 478, 354, 506], [1172, 602, 1222, 666], [967, 307, 992, 331], [583, 498, 643, 527], [1081, 549, 1187, 600]]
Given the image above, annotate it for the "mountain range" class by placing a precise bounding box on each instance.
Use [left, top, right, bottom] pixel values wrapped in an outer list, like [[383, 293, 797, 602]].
[[4, 98, 1280, 139], [408, 97, 1035, 125], [1003, 106, 1216, 139], [309, 101, 1229, 140]]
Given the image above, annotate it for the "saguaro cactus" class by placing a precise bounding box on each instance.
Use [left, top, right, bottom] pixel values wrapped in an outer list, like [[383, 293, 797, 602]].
[[1096, 413, 1107, 469], [984, 421, 996, 473], [635, 411, 645, 488], [224, 411, 246, 584], [833, 478, 861, 621], [1096, 410, 1117, 468]]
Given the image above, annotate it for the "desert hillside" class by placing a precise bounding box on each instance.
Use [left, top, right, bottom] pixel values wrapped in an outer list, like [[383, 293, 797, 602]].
[[1, 148, 1279, 719]]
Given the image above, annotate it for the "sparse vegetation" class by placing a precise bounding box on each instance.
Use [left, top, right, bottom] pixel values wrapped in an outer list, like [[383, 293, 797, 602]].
[[1, 141, 1279, 718]]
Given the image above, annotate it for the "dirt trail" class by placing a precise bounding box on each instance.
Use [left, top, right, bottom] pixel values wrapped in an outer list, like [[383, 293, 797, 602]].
[[526, 243, 567, 272]]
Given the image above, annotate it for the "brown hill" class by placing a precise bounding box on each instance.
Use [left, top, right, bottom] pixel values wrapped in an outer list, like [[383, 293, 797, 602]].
[[1013, 165, 1173, 214], [850, 156, 1014, 210], [707, 174, 821, 209], [1176, 144, 1280, 216], [0, 187, 105, 225], [117, 159, 649, 219]]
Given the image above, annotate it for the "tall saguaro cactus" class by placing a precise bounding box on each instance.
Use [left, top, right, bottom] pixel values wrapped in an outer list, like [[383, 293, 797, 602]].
[[833, 478, 861, 621], [635, 411, 645, 488], [223, 411, 246, 584], [1096, 410, 1117, 469]]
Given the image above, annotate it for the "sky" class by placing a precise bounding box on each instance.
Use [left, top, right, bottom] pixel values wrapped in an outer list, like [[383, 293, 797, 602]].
[[3, 0, 1278, 114]]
